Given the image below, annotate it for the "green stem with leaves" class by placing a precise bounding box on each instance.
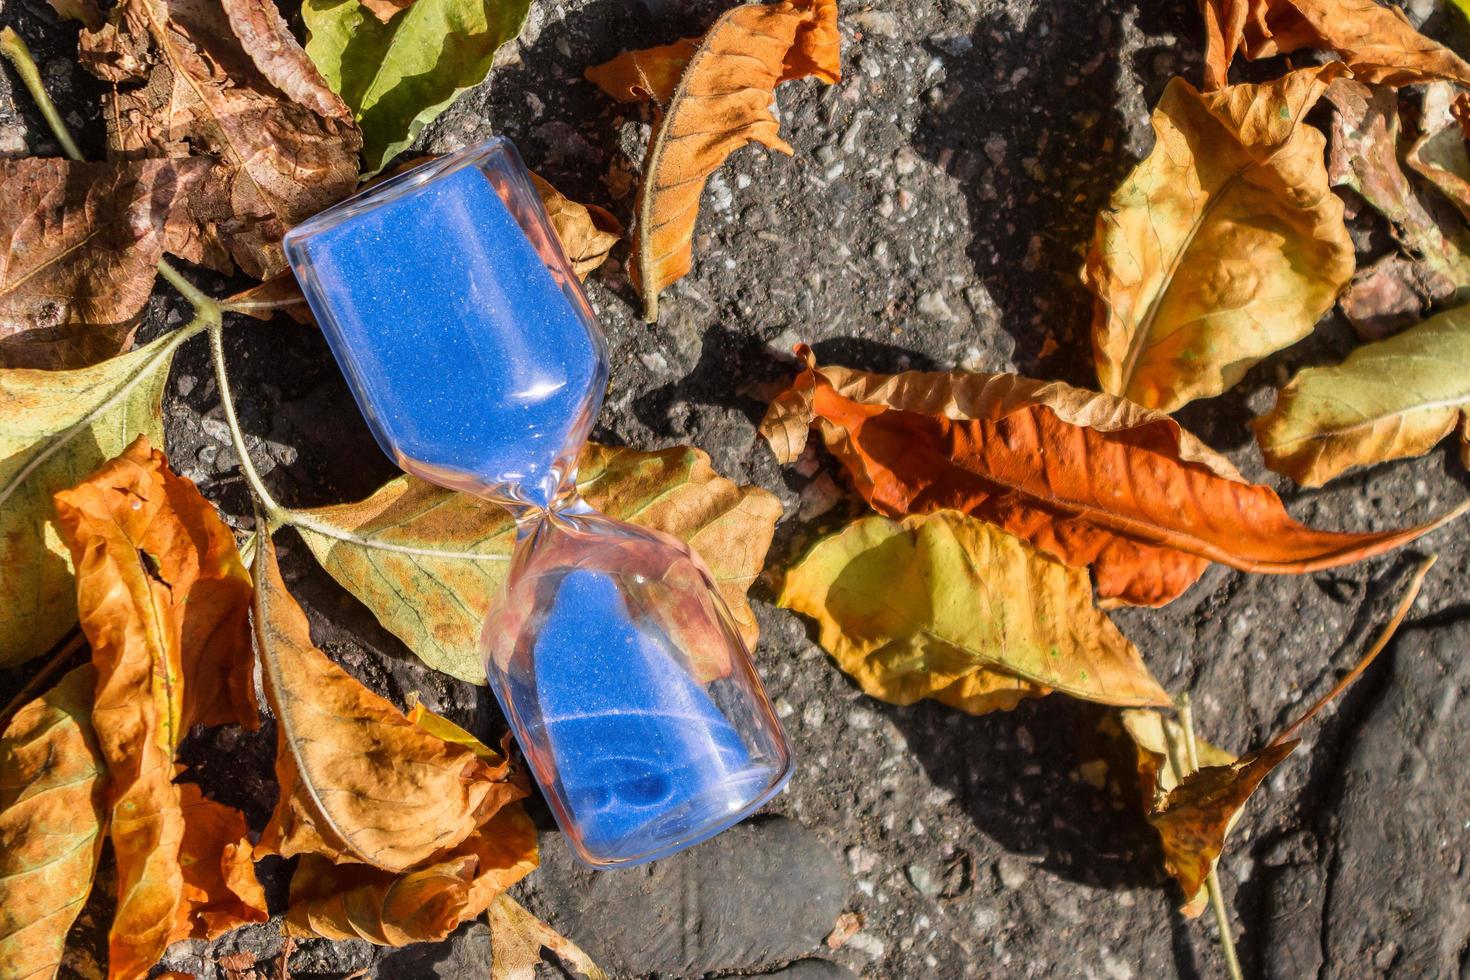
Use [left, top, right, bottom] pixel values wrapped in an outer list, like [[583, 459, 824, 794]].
[[1177, 693, 1245, 980]]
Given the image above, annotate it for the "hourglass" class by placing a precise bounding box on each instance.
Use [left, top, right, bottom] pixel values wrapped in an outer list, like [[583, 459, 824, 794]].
[[283, 138, 793, 869]]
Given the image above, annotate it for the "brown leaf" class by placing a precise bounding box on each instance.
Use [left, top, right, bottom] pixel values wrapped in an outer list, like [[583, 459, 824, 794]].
[[52, 437, 262, 979], [1083, 66, 1354, 411], [586, 0, 839, 320], [1200, 0, 1470, 90], [223, 273, 313, 326], [0, 157, 206, 369], [252, 532, 526, 872], [360, 0, 415, 23], [488, 893, 606, 980], [530, 173, 622, 281], [763, 348, 1468, 606], [1407, 81, 1470, 223], [79, 0, 361, 279], [47, 0, 103, 29], [1338, 254, 1437, 341], [0, 666, 108, 980]]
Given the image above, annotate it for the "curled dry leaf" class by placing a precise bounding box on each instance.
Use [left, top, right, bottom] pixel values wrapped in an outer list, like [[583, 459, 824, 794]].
[[223, 273, 314, 326], [361, 0, 415, 23], [302, 0, 531, 175], [585, 0, 840, 321], [1254, 303, 1470, 486], [0, 157, 206, 370], [52, 438, 262, 980], [252, 531, 526, 871], [761, 348, 1462, 607], [488, 893, 607, 980], [79, 0, 361, 278], [531, 173, 622, 281], [0, 327, 190, 667], [1200, 0, 1470, 90], [1407, 82, 1470, 223], [1083, 66, 1354, 412], [779, 511, 1170, 713], [296, 444, 781, 683], [0, 666, 107, 980]]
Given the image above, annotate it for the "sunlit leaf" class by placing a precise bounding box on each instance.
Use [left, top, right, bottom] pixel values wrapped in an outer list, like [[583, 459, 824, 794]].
[[531, 173, 621, 281], [488, 893, 606, 980]]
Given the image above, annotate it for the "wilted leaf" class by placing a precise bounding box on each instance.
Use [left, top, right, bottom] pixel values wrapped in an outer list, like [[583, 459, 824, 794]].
[[302, 0, 531, 175], [53, 438, 262, 979], [1083, 66, 1354, 411], [780, 511, 1170, 713], [1122, 709, 1294, 916], [1407, 81, 1470, 223], [531, 173, 622, 280], [1201, 0, 1470, 90], [0, 157, 205, 369], [1254, 303, 1470, 485], [223, 273, 313, 326], [296, 443, 781, 682], [0, 325, 196, 667], [79, 0, 362, 278], [1339, 254, 1437, 341], [488, 893, 606, 980], [47, 0, 103, 29], [1327, 79, 1470, 302], [361, 0, 414, 22], [586, 0, 840, 320], [762, 349, 1462, 607], [0, 666, 107, 980], [252, 531, 524, 871]]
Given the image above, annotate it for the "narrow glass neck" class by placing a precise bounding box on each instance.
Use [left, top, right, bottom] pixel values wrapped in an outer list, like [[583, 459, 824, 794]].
[[508, 492, 598, 543]]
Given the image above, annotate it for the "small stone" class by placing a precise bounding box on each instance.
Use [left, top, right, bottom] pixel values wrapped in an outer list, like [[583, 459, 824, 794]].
[[916, 290, 956, 323], [893, 147, 920, 176], [906, 864, 940, 896], [824, 911, 863, 949], [1078, 759, 1108, 790], [850, 11, 900, 37], [843, 932, 885, 959], [1373, 942, 1400, 969], [995, 855, 1029, 890]]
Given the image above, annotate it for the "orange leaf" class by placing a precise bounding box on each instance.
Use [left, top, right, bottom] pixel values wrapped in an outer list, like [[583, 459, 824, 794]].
[[1200, 0, 1470, 90], [252, 531, 526, 872], [585, 0, 839, 321], [763, 348, 1468, 606], [52, 437, 261, 980], [530, 173, 622, 281]]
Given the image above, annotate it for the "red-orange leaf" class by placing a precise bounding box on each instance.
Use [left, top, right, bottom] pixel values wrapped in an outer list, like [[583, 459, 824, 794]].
[[763, 348, 1467, 606]]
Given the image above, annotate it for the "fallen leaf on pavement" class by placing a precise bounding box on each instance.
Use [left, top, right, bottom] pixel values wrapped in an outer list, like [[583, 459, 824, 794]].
[[0, 666, 107, 980], [488, 893, 606, 980], [531, 173, 622, 280], [296, 444, 780, 683], [301, 0, 531, 175], [0, 157, 206, 369], [53, 438, 262, 979], [586, 0, 840, 320], [779, 511, 1170, 712], [1254, 302, 1470, 486], [1200, 0, 1470, 90], [761, 349, 1462, 607], [79, 0, 362, 278], [252, 531, 525, 871], [1407, 81, 1470, 224], [1083, 65, 1354, 411], [1338, 255, 1435, 341]]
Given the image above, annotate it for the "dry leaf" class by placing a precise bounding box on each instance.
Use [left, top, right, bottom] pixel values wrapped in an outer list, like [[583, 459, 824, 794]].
[[1083, 66, 1354, 411], [47, 0, 103, 29], [762, 349, 1462, 607], [79, 0, 361, 278], [1254, 303, 1470, 485], [0, 666, 107, 980], [1201, 0, 1470, 90], [0, 326, 190, 668], [52, 438, 262, 979], [779, 511, 1170, 713], [361, 0, 415, 23], [0, 157, 206, 369], [296, 444, 781, 682], [1407, 81, 1470, 223], [252, 531, 525, 871], [223, 273, 314, 326], [1338, 254, 1437, 341], [585, 0, 840, 320], [531, 173, 622, 280], [488, 893, 606, 980]]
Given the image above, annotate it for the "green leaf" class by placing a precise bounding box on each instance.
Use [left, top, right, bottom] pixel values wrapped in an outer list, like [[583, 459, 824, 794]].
[[303, 0, 532, 175], [0, 326, 199, 666], [295, 444, 781, 683], [1254, 303, 1470, 486], [778, 511, 1171, 714]]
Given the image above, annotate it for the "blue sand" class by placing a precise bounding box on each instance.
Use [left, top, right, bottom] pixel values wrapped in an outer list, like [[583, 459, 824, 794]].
[[284, 163, 602, 506], [533, 569, 753, 853]]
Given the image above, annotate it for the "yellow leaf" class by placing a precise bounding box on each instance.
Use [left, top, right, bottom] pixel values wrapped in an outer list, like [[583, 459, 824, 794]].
[[295, 444, 781, 683], [252, 531, 526, 871], [778, 511, 1170, 713], [0, 326, 197, 667], [0, 666, 107, 980], [585, 0, 839, 320], [52, 438, 263, 980], [488, 893, 606, 980], [1254, 303, 1470, 486], [1082, 66, 1354, 411], [530, 173, 622, 281]]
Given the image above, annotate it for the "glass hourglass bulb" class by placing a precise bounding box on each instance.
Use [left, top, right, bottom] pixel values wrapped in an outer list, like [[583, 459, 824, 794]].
[[283, 138, 793, 868]]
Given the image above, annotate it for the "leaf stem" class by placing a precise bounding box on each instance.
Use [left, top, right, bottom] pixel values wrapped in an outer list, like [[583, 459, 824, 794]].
[[207, 321, 289, 528], [1177, 693, 1244, 980], [0, 27, 84, 162]]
